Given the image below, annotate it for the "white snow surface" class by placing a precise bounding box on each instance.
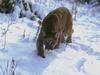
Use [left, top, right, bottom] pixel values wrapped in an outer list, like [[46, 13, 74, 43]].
[[0, 0, 100, 75]]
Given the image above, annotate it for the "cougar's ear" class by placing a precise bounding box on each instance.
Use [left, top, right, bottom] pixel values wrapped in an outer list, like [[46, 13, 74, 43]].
[[38, 20, 42, 26]]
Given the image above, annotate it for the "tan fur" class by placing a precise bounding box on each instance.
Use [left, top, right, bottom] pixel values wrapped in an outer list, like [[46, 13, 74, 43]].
[[36, 7, 73, 58]]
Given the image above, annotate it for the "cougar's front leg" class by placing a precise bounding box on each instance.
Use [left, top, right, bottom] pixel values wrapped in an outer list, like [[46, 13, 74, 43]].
[[54, 38, 60, 49], [36, 35, 45, 58], [66, 35, 72, 43], [53, 34, 61, 49], [61, 34, 65, 43], [66, 29, 73, 43]]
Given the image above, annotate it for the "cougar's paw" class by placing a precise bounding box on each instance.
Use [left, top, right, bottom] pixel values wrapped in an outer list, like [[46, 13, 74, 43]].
[[37, 53, 45, 58]]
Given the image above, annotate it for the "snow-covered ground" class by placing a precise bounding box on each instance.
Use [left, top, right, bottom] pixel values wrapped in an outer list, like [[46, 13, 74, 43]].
[[0, 0, 100, 75]]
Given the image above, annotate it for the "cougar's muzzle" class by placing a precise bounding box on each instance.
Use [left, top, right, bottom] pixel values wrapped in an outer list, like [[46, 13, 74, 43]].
[[45, 38, 54, 50]]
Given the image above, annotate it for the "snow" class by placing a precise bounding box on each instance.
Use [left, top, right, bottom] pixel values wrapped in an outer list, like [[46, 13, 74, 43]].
[[0, 0, 100, 75]]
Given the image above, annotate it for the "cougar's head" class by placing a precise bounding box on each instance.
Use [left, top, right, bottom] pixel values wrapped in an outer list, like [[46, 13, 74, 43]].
[[42, 31, 59, 50]]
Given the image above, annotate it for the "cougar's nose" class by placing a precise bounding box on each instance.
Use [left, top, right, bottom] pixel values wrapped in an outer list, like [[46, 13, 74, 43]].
[[47, 38, 53, 45], [45, 39, 53, 49]]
